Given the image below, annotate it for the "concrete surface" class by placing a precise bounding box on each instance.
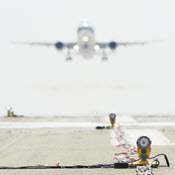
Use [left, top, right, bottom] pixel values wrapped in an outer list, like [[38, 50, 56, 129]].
[[0, 115, 174, 175]]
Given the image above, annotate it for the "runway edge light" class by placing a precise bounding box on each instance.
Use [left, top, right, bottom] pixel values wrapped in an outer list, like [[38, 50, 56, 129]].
[[136, 136, 152, 165], [129, 136, 159, 167], [109, 113, 116, 128]]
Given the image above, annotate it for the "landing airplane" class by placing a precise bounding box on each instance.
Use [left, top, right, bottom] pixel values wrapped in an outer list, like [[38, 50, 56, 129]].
[[12, 22, 157, 60]]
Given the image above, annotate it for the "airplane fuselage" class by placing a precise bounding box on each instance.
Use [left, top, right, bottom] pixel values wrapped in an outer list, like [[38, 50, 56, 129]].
[[77, 26, 95, 58]]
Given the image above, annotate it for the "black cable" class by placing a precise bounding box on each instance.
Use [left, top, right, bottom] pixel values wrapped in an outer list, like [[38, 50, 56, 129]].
[[0, 154, 170, 169], [96, 126, 111, 129], [148, 153, 170, 167], [0, 164, 114, 169]]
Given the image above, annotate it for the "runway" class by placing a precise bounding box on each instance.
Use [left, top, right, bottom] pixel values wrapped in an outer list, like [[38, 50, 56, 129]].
[[0, 121, 175, 129], [0, 115, 174, 175], [1, 115, 175, 129]]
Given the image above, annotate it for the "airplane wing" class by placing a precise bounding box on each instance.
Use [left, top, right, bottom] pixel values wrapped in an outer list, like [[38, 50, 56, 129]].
[[97, 40, 161, 50], [10, 41, 54, 46], [10, 41, 77, 49]]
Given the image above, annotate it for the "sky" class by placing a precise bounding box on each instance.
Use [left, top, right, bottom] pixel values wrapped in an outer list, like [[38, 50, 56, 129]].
[[0, 0, 175, 116]]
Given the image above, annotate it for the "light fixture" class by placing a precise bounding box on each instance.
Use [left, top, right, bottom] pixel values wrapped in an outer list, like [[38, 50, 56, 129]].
[[82, 36, 89, 42], [109, 113, 116, 128], [94, 44, 100, 51], [73, 44, 79, 51], [136, 136, 152, 165]]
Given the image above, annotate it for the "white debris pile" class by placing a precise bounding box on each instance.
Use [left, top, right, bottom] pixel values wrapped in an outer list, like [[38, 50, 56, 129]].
[[113, 125, 137, 162], [136, 166, 154, 175]]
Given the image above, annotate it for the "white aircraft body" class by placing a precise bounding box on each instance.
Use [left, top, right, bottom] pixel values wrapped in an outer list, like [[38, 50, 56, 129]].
[[13, 22, 156, 60]]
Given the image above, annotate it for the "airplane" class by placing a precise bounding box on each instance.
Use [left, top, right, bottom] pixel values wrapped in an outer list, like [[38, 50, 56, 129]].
[[12, 21, 158, 61]]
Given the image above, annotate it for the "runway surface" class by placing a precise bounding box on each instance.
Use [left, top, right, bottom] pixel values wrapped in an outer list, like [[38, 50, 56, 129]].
[[0, 115, 174, 175]]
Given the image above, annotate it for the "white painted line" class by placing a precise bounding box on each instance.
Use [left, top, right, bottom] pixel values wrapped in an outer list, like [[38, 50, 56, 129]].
[[125, 129, 175, 146], [110, 129, 174, 146], [0, 122, 101, 129], [0, 121, 175, 128], [119, 122, 175, 127], [110, 129, 119, 146], [0, 135, 24, 151]]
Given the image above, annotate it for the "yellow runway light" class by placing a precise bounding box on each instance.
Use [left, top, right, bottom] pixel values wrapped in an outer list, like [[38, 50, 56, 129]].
[[129, 136, 159, 167], [109, 113, 116, 128]]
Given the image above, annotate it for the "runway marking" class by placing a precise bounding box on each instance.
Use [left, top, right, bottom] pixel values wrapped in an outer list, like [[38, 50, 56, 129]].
[[0, 135, 24, 151], [110, 129, 174, 146], [0, 121, 175, 129], [0, 122, 101, 128], [119, 122, 175, 127]]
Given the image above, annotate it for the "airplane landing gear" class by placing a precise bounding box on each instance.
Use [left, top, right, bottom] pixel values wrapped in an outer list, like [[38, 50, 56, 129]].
[[66, 56, 72, 61], [101, 49, 108, 60], [102, 56, 108, 60], [66, 49, 72, 61]]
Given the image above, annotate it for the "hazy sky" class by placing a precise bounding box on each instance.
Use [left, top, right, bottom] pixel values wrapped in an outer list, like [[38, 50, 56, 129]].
[[0, 0, 175, 116]]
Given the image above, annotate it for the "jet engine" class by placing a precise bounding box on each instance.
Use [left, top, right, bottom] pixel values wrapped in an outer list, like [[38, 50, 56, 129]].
[[108, 41, 117, 49], [55, 42, 64, 50]]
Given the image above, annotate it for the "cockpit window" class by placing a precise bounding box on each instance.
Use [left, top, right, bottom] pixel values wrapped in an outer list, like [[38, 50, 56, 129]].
[[77, 27, 94, 33]]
